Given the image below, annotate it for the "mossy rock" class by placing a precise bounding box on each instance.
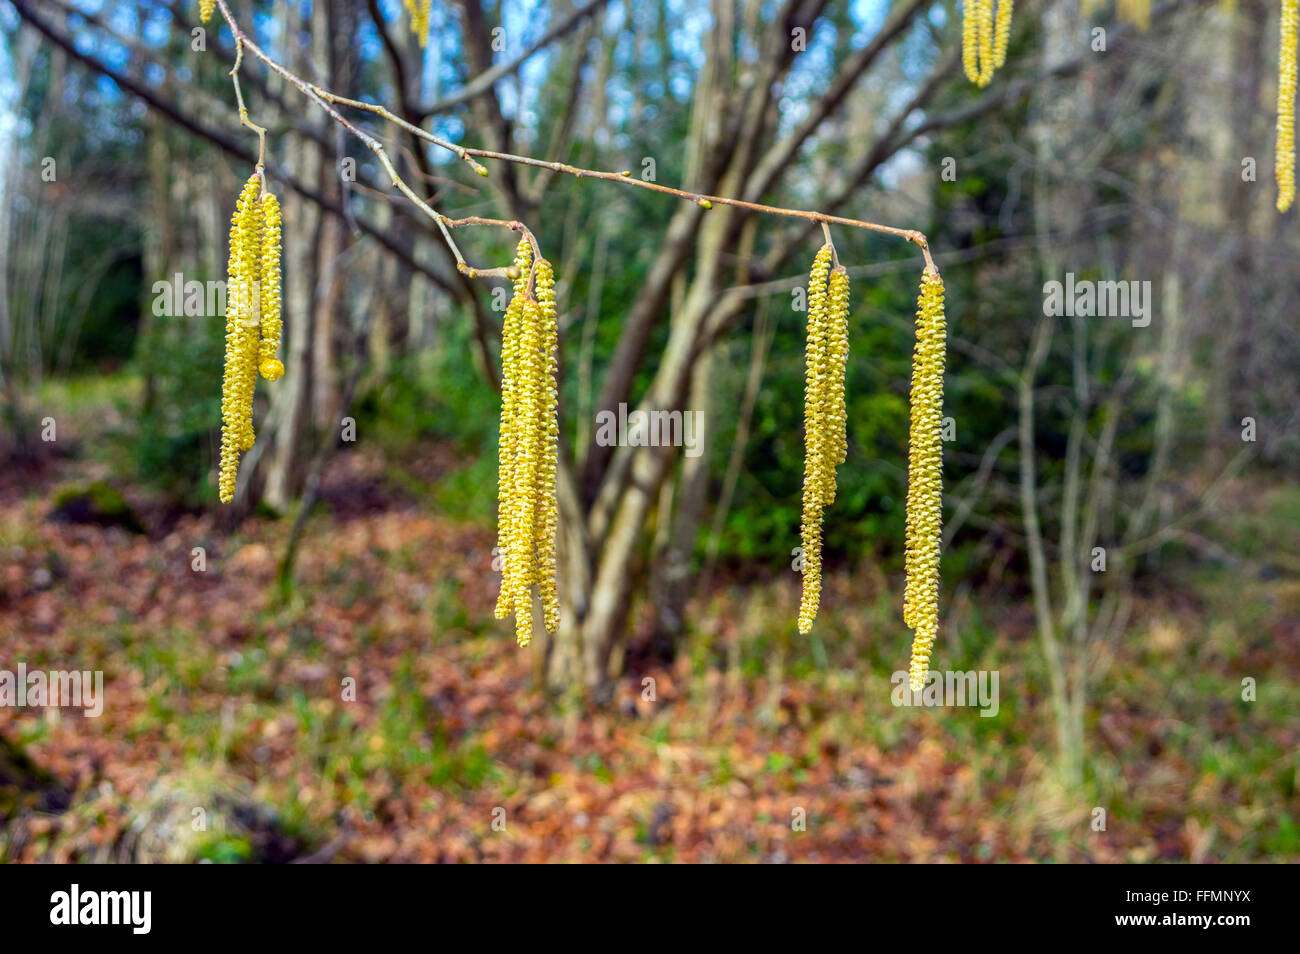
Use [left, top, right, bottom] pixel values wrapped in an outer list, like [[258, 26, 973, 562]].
[[115, 770, 311, 863], [49, 481, 146, 534]]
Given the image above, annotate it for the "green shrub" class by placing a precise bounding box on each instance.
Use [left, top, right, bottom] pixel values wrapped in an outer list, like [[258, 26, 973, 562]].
[[117, 313, 224, 503]]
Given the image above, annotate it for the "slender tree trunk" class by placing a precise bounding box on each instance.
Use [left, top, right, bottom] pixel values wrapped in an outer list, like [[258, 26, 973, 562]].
[[648, 347, 713, 657], [263, 0, 324, 511]]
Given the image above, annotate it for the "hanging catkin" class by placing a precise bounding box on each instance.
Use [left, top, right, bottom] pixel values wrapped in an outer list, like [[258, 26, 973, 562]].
[[403, 0, 432, 47], [494, 238, 561, 646], [258, 194, 284, 381], [219, 173, 261, 503], [904, 268, 946, 691], [494, 240, 532, 621], [962, 0, 1013, 87], [798, 244, 851, 635], [977, 0, 996, 87], [218, 173, 283, 504], [199, 1, 214, 23], [962, 0, 981, 84], [1278, 0, 1298, 212], [508, 295, 542, 646], [824, 266, 850, 501], [237, 179, 262, 453], [993, 0, 1013, 68], [534, 260, 561, 635]]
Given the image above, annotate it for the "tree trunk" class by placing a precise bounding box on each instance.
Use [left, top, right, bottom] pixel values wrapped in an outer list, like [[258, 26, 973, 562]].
[[262, 0, 324, 511]]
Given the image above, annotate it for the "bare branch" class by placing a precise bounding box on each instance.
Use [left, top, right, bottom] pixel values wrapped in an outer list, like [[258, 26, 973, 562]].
[[418, 0, 613, 118]]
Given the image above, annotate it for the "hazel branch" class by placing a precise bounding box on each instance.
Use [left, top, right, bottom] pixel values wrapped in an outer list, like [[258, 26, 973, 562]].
[[214, 0, 936, 278], [459, 147, 931, 256], [214, 0, 478, 276], [227, 39, 266, 169], [440, 217, 544, 282]]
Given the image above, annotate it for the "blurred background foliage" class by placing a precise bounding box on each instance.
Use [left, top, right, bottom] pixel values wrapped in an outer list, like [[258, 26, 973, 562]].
[[0, 0, 1297, 862]]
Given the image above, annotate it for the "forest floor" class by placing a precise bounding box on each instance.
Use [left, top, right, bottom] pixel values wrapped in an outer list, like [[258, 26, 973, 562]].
[[1, 385, 1298, 863]]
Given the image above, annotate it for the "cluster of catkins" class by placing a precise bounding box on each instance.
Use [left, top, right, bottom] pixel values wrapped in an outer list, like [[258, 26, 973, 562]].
[[494, 239, 560, 646], [219, 171, 283, 504], [1279, 0, 1298, 212], [794, 247, 949, 684], [962, 0, 1013, 88], [403, 0, 432, 48], [797, 245, 851, 634], [904, 269, 947, 691]]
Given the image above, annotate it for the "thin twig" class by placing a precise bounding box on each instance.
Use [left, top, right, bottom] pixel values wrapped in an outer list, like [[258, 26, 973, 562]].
[[227, 40, 266, 169], [214, 0, 472, 271], [459, 146, 932, 253], [417, 0, 613, 118], [440, 216, 543, 282], [213, 0, 936, 277]]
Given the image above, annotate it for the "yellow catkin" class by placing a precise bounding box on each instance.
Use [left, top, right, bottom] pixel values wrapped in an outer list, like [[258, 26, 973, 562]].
[[534, 260, 560, 636], [403, 0, 432, 48], [904, 271, 944, 627], [492, 242, 562, 645], [258, 193, 284, 381], [235, 182, 263, 452], [798, 244, 833, 634], [494, 240, 532, 621], [218, 174, 261, 503], [977, 0, 995, 87], [964, 0, 1011, 85], [904, 269, 946, 692], [199, 0, 214, 24], [824, 267, 850, 503], [962, 0, 980, 84], [993, 0, 1013, 69], [509, 296, 543, 647], [1278, 0, 1298, 212]]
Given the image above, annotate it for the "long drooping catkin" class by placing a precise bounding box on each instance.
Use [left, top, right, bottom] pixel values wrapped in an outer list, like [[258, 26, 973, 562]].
[[219, 173, 262, 503], [534, 260, 560, 635], [993, 0, 1013, 68], [258, 194, 284, 381], [798, 244, 835, 635], [199, 1, 214, 23], [495, 239, 532, 621], [218, 174, 285, 505], [1279, 0, 1298, 212], [962, 0, 1012, 87], [824, 266, 850, 500], [962, 0, 980, 84], [904, 268, 946, 691], [236, 179, 262, 453], [493, 239, 561, 645], [977, 0, 995, 87], [403, 0, 432, 47], [509, 295, 543, 646]]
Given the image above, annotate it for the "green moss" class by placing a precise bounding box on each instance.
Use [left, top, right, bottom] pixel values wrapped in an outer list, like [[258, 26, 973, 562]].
[[50, 480, 146, 534]]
